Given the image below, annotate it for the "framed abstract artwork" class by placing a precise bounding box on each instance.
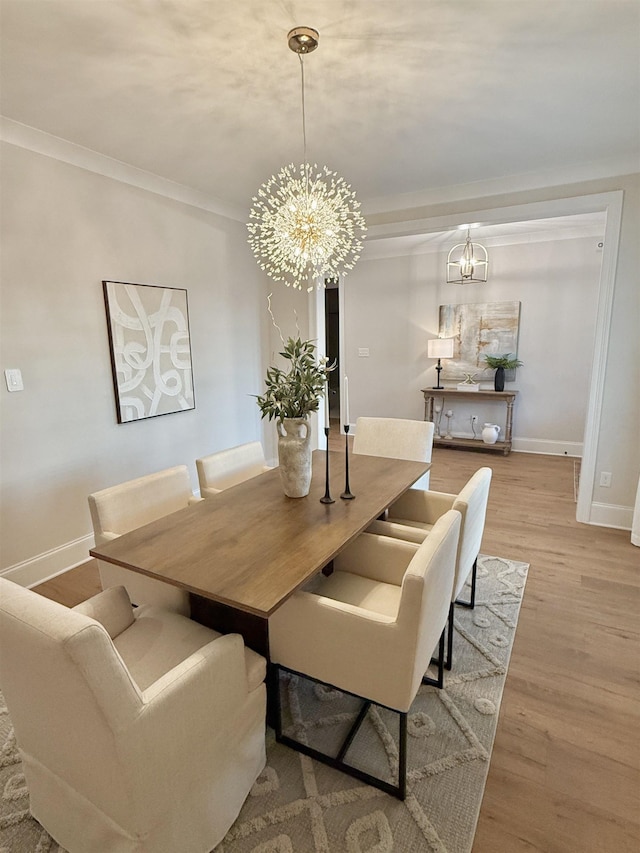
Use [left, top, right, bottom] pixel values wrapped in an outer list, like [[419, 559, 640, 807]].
[[439, 301, 521, 381], [103, 280, 195, 423]]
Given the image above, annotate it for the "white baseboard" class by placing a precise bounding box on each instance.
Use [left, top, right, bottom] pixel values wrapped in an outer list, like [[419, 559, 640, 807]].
[[588, 502, 634, 531], [511, 437, 583, 456], [1, 533, 95, 589], [451, 432, 583, 457]]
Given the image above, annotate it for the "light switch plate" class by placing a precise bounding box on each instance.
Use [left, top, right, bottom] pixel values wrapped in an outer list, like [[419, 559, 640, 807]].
[[5, 368, 24, 392], [358, 347, 370, 357]]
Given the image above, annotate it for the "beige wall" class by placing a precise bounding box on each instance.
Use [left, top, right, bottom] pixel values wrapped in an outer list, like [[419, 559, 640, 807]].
[[0, 142, 269, 576], [356, 173, 640, 524], [343, 233, 602, 453], [1, 142, 638, 582]]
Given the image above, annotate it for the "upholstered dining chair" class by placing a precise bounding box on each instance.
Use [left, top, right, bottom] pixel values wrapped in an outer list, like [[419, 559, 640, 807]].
[[368, 467, 493, 670], [352, 416, 435, 489], [196, 440, 272, 497], [88, 465, 201, 614], [269, 509, 461, 798], [0, 579, 266, 853]]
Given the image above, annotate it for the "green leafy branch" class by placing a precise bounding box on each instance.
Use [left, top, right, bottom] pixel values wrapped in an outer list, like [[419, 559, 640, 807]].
[[256, 337, 336, 422]]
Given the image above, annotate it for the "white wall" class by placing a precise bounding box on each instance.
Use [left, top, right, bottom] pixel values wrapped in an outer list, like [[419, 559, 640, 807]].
[[358, 173, 640, 528], [343, 233, 602, 454], [0, 142, 269, 580]]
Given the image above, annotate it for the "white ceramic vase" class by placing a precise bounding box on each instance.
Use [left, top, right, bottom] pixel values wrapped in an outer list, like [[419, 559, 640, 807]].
[[482, 423, 501, 445], [277, 417, 312, 498]]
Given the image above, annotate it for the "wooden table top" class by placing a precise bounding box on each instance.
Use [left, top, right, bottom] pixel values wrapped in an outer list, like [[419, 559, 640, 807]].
[[90, 450, 429, 618]]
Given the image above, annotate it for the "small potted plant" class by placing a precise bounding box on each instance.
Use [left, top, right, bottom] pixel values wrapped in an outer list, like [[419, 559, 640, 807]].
[[483, 353, 523, 392], [256, 336, 335, 497]]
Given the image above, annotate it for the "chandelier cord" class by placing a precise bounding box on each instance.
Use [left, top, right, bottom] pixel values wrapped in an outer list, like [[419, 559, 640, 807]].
[[298, 53, 309, 193]]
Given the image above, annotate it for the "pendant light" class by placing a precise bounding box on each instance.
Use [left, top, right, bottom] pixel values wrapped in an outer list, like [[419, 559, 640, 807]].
[[446, 228, 488, 284], [247, 27, 366, 292]]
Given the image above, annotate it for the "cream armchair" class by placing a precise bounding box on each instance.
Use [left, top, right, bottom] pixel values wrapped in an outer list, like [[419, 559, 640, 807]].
[[0, 579, 266, 853], [269, 510, 461, 798], [196, 441, 272, 497], [353, 417, 434, 489], [88, 465, 202, 614], [368, 467, 493, 668]]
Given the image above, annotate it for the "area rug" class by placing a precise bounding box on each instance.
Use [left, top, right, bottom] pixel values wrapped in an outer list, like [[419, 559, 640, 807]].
[[0, 554, 528, 853]]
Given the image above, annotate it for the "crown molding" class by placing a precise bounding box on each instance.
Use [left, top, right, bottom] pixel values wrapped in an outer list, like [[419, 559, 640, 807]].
[[361, 155, 639, 216], [0, 117, 246, 223]]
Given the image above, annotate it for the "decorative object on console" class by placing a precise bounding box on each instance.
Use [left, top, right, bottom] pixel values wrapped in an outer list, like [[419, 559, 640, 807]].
[[439, 301, 521, 382], [247, 27, 366, 292], [433, 401, 443, 437], [255, 335, 335, 498], [446, 228, 488, 283], [103, 281, 195, 423], [427, 337, 455, 389], [483, 353, 523, 392], [444, 409, 454, 439], [482, 423, 501, 445], [457, 372, 480, 391]]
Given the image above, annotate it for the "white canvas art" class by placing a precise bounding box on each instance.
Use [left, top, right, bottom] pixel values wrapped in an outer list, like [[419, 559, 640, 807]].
[[103, 281, 195, 423], [439, 301, 521, 381]]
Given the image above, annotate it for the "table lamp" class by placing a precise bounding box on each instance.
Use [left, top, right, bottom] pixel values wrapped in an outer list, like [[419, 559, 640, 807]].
[[427, 338, 454, 389]]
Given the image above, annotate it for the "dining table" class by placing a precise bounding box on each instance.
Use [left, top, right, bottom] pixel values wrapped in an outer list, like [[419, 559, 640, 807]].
[[90, 449, 430, 658]]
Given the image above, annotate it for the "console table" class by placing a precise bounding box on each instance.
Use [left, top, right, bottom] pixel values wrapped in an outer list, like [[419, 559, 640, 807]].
[[421, 388, 518, 456]]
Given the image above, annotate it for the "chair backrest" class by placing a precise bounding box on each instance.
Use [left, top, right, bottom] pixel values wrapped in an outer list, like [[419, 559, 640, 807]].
[[353, 417, 434, 489], [396, 509, 460, 709], [0, 579, 141, 825], [451, 467, 492, 598], [196, 441, 270, 495], [88, 465, 195, 544]]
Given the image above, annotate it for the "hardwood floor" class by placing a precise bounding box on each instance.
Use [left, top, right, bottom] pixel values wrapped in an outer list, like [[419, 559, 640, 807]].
[[34, 447, 640, 852]]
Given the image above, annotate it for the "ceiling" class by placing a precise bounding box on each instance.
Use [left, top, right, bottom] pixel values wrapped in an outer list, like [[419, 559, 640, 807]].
[[1, 0, 638, 218]]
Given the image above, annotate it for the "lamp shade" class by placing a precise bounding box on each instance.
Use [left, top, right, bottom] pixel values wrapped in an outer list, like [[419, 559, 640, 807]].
[[428, 338, 454, 359]]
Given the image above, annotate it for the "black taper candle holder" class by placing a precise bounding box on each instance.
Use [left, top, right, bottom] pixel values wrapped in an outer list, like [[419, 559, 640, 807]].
[[340, 424, 355, 500], [320, 426, 335, 504]]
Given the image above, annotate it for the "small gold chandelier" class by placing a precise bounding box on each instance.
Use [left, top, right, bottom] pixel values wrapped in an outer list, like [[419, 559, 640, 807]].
[[248, 27, 366, 292], [446, 229, 489, 284]]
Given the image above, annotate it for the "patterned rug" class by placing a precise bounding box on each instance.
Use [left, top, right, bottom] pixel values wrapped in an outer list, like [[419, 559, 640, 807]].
[[0, 554, 528, 853]]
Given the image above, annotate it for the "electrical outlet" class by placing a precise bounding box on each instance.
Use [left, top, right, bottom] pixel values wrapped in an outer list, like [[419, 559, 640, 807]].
[[599, 471, 612, 487]]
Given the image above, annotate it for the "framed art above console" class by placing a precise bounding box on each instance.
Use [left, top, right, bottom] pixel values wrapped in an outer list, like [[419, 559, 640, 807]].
[[439, 300, 521, 382]]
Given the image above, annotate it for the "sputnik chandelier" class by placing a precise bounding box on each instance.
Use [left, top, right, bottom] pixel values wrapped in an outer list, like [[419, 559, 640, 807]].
[[247, 27, 366, 292]]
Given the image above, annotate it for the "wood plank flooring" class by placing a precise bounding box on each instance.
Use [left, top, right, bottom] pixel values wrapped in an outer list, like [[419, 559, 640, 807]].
[[34, 446, 640, 853]]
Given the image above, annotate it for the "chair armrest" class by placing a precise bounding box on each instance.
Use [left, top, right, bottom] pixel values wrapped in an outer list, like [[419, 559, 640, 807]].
[[366, 518, 430, 544], [72, 586, 135, 639], [99, 530, 120, 542], [137, 633, 259, 731], [200, 486, 222, 498], [389, 489, 456, 525], [333, 532, 418, 586], [124, 633, 266, 789], [270, 590, 415, 710]]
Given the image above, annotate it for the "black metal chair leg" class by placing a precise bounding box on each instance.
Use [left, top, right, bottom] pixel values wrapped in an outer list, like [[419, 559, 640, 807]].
[[456, 557, 478, 609], [336, 699, 371, 762], [398, 712, 407, 800], [273, 665, 408, 799], [422, 626, 445, 688], [445, 601, 454, 671]]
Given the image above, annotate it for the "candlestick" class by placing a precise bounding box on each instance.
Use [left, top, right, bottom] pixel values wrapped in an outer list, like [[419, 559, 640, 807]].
[[343, 375, 350, 429], [340, 424, 355, 500], [324, 379, 330, 427], [320, 426, 335, 504]]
